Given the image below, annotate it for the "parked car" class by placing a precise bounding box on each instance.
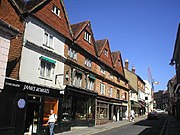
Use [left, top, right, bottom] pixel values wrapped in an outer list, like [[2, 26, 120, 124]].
[[147, 111, 158, 120], [155, 109, 165, 114]]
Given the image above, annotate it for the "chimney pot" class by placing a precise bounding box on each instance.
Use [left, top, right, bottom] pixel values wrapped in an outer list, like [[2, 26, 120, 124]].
[[125, 59, 129, 69]]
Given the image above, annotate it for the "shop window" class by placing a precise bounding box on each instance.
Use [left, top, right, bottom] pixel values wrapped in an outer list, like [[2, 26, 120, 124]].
[[62, 99, 71, 122], [43, 97, 59, 126], [97, 103, 108, 119]]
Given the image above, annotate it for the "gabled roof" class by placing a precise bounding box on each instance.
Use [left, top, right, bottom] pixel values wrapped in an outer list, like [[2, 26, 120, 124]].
[[95, 39, 107, 57], [111, 51, 125, 76], [71, 20, 89, 39], [9, 0, 73, 40]]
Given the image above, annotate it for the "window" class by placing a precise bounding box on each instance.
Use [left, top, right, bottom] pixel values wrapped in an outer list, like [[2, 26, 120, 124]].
[[52, 5, 60, 16], [116, 90, 120, 99], [87, 77, 95, 90], [73, 72, 82, 87], [118, 60, 121, 66], [104, 49, 108, 57], [110, 73, 114, 79], [68, 47, 77, 60], [100, 83, 105, 95], [97, 102, 108, 119], [85, 58, 92, 68], [40, 58, 55, 79], [84, 31, 91, 43], [109, 87, 113, 97], [43, 32, 53, 48], [100, 66, 106, 74]]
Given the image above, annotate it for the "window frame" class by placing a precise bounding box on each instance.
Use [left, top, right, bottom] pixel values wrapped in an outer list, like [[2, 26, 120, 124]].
[[84, 31, 91, 43], [52, 5, 60, 17], [43, 31, 54, 49], [100, 83, 105, 95]]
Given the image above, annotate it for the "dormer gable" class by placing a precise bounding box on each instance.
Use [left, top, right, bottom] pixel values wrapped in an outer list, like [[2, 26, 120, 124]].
[[11, 0, 73, 40], [111, 51, 125, 76], [95, 39, 114, 68], [71, 20, 96, 56]]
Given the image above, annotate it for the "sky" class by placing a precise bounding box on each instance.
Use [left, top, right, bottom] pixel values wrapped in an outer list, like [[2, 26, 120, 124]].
[[64, 0, 180, 92]]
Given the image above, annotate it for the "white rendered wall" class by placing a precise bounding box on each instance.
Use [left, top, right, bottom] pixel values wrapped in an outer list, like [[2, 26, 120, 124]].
[[19, 17, 65, 89]]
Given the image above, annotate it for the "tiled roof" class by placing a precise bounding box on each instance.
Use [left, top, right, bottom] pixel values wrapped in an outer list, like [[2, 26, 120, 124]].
[[111, 51, 120, 66], [71, 20, 89, 39], [95, 39, 107, 56]]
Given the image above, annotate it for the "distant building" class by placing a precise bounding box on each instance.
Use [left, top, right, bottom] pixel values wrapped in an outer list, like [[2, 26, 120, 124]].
[[154, 90, 164, 109]]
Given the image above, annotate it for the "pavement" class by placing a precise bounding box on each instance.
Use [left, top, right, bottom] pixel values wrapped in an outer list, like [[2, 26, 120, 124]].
[[55, 115, 147, 135], [165, 115, 180, 135]]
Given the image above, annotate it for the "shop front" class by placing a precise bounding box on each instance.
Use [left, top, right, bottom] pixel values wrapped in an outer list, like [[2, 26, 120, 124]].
[[0, 78, 66, 135], [62, 85, 97, 127], [96, 96, 126, 125]]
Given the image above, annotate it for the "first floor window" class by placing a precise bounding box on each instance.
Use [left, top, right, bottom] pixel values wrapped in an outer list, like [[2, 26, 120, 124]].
[[43, 32, 53, 48], [87, 78, 95, 90], [72, 72, 82, 87], [40, 59, 55, 79], [109, 87, 113, 97], [100, 83, 105, 95], [116, 90, 120, 99], [68, 47, 77, 60], [85, 58, 92, 68]]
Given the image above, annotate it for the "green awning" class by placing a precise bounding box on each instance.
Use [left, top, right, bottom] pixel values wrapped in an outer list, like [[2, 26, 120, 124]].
[[40, 56, 56, 64], [89, 74, 96, 80], [131, 100, 141, 108]]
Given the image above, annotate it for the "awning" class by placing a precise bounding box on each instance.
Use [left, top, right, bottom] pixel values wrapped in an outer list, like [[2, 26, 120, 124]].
[[89, 74, 96, 80], [40, 56, 56, 64], [131, 100, 141, 108]]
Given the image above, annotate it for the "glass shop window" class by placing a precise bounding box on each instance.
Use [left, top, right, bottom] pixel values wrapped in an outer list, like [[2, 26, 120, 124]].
[[43, 97, 59, 125], [97, 103, 108, 119]]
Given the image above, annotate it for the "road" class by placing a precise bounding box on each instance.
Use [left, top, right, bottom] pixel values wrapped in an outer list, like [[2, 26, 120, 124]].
[[94, 113, 167, 135]]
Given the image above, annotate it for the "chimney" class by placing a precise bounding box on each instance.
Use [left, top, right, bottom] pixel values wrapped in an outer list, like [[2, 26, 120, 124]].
[[125, 59, 129, 69], [132, 66, 135, 73]]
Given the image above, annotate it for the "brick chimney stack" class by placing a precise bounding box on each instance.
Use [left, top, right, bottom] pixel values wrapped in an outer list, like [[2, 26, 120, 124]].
[[132, 66, 135, 73], [125, 59, 129, 69]]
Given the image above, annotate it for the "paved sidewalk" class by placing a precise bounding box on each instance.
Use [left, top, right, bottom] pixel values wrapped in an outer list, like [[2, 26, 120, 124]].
[[165, 115, 180, 135], [56, 115, 147, 135]]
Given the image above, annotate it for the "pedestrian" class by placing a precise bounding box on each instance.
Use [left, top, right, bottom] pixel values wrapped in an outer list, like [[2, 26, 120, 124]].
[[130, 109, 135, 122], [125, 110, 128, 121], [47, 110, 57, 135]]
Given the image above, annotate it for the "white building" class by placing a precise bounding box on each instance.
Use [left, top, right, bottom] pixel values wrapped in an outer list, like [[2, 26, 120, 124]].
[[19, 16, 66, 89], [144, 80, 154, 113]]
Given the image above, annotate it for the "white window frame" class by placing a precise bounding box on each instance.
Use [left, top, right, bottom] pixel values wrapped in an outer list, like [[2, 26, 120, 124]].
[[73, 73, 82, 87], [52, 5, 60, 17], [40, 60, 54, 79], [109, 87, 113, 97], [68, 47, 77, 60], [84, 31, 91, 43], [104, 49, 108, 57], [85, 58, 92, 68], [100, 83, 105, 95], [43, 31, 53, 49], [87, 78, 95, 90], [100, 66, 106, 74]]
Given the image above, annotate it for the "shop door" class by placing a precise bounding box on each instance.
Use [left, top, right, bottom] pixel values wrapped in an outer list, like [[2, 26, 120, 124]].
[[24, 95, 42, 135]]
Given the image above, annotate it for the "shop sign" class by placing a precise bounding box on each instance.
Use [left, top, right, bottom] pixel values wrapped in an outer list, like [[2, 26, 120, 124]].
[[18, 99, 26, 109], [23, 85, 50, 94]]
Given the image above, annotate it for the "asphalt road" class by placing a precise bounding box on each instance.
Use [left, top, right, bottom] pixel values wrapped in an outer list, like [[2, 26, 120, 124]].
[[94, 113, 167, 135]]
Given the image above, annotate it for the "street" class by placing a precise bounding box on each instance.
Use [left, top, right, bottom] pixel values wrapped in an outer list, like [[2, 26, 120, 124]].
[[93, 113, 167, 135]]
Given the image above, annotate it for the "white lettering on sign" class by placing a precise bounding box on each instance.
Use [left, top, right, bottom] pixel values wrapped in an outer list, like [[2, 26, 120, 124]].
[[23, 85, 50, 94], [5, 82, 20, 87]]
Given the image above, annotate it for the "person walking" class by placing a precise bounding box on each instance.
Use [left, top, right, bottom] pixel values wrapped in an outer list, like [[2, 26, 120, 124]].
[[130, 109, 135, 122], [47, 110, 57, 135]]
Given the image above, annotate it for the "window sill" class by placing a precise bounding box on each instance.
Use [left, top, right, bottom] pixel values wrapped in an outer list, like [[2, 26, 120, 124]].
[[39, 76, 53, 81], [42, 44, 54, 50]]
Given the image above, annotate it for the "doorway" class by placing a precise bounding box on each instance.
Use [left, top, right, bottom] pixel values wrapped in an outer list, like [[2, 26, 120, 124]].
[[24, 95, 42, 135]]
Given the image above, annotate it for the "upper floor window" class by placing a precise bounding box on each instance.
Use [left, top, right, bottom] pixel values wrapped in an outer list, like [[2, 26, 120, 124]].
[[72, 71, 82, 87], [116, 90, 120, 99], [100, 66, 106, 74], [68, 47, 77, 60], [85, 58, 92, 68], [84, 31, 91, 43], [110, 73, 114, 79], [40, 56, 55, 79], [87, 75, 95, 90], [43, 32, 53, 48], [104, 49, 108, 57], [52, 5, 60, 17], [109, 87, 113, 97], [100, 83, 105, 95]]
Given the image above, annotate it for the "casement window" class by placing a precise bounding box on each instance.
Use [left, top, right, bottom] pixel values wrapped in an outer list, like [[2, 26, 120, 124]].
[[116, 90, 120, 99], [87, 75, 95, 90], [84, 31, 91, 43], [52, 5, 60, 16], [109, 87, 113, 97], [110, 73, 114, 79], [40, 56, 55, 79], [100, 83, 105, 95], [72, 72, 82, 87], [68, 47, 77, 60], [43, 32, 53, 48], [85, 58, 92, 68], [100, 66, 106, 74], [104, 49, 108, 57]]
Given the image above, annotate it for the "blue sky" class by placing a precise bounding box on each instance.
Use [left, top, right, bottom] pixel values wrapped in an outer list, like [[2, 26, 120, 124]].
[[64, 0, 180, 92]]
